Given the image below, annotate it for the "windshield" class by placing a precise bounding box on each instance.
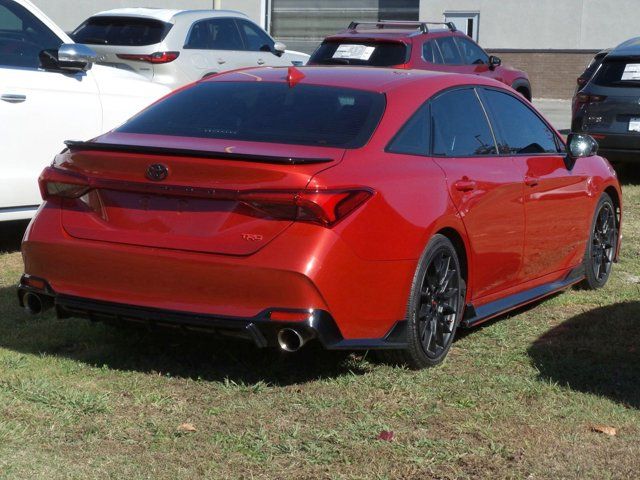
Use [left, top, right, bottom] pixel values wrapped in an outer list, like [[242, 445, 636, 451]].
[[593, 58, 640, 87], [117, 81, 386, 149], [309, 41, 408, 66], [72, 16, 171, 46]]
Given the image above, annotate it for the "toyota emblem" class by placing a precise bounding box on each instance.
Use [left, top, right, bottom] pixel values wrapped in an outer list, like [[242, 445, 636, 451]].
[[146, 163, 168, 181]]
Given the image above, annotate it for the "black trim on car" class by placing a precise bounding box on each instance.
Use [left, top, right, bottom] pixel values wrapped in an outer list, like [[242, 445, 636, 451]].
[[17, 277, 408, 350], [64, 140, 334, 165], [461, 264, 585, 328]]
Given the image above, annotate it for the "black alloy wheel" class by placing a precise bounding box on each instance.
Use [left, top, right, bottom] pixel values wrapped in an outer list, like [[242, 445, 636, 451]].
[[382, 234, 464, 369], [582, 193, 618, 289]]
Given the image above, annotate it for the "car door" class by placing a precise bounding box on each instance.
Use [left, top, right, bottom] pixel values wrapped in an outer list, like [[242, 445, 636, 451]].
[[0, 0, 101, 213], [182, 17, 249, 74], [478, 88, 590, 280], [235, 18, 289, 67], [430, 88, 525, 301]]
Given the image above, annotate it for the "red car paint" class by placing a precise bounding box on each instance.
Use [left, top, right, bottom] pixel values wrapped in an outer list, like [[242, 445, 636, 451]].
[[19, 67, 621, 349], [308, 27, 532, 100]]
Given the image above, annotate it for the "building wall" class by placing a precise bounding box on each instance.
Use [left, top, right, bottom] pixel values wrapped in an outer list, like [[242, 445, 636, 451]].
[[489, 50, 596, 99], [35, 0, 215, 32], [420, 0, 640, 50], [216, 0, 262, 27]]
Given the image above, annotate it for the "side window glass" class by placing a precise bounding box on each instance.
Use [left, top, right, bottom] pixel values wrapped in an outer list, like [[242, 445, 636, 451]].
[[431, 89, 496, 156], [455, 37, 488, 65], [0, 0, 62, 69], [185, 18, 243, 50], [480, 89, 561, 154], [237, 19, 273, 52], [434, 36, 463, 65], [422, 39, 444, 64], [387, 103, 430, 156]]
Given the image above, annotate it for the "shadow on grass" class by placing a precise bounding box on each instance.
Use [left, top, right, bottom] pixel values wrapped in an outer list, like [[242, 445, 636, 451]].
[[528, 301, 640, 409], [0, 287, 368, 386], [0, 220, 28, 253]]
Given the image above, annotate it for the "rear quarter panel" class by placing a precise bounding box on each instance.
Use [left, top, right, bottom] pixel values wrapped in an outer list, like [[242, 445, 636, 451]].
[[307, 83, 468, 263]]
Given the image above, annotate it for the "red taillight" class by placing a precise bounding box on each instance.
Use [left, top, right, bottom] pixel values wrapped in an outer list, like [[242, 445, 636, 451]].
[[573, 93, 607, 115], [239, 189, 372, 227], [116, 51, 180, 64], [39, 166, 89, 200]]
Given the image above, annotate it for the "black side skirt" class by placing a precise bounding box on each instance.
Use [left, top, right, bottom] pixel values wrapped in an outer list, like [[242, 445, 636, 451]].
[[462, 265, 585, 328]]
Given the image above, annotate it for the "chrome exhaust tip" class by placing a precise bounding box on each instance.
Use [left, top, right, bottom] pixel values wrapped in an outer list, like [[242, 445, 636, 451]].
[[23, 292, 43, 315], [277, 328, 313, 352]]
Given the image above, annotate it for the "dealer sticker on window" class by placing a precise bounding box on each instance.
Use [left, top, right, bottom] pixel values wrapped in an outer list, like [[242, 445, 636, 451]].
[[629, 117, 640, 132], [332, 44, 376, 61], [621, 63, 640, 81]]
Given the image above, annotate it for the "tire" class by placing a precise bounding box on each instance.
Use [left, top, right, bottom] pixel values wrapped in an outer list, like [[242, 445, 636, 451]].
[[580, 193, 618, 290], [381, 234, 465, 369]]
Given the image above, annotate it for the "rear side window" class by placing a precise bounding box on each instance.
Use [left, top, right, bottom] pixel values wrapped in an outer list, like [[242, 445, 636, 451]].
[[387, 104, 430, 156], [480, 89, 560, 154], [422, 40, 444, 64], [309, 41, 408, 66], [72, 16, 171, 46], [593, 58, 640, 87], [434, 36, 463, 65], [184, 18, 244, 50], [117, 82, 386, 149], [431, 89, 496, 156]]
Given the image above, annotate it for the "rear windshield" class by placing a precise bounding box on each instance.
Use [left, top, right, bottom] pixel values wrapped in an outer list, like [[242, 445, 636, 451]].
[[117, 81, 386, 149], [72, 16, 171, 46], [593, 58, 640, 87], [309, 41, 408, 66]]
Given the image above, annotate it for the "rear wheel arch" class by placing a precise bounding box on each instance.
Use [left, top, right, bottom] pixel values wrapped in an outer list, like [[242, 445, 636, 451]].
[[435, 227, 469, 291], [511, 79, 532, 101]]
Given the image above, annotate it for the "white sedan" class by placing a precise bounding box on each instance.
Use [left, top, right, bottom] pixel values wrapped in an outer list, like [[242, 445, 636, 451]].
[[0, 0, 170, 222]]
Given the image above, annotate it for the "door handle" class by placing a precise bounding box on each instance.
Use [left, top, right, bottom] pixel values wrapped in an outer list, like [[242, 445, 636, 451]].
[[524, 176, 540, 187], [257, 58, 265, 65], [454, 179, 477, 192], [217, 58, 226, 64], [1, 94, 26, 103]]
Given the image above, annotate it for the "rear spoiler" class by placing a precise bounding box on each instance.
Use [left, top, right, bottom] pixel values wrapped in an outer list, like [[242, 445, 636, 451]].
[[63, 140, 333, 165]]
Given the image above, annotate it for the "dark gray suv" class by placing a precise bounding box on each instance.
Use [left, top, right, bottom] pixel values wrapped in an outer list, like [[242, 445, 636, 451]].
[[572, 37, 640, 162]]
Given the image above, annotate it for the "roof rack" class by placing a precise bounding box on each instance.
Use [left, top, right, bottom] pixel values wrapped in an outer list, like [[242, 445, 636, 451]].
[[346, 20, 457, 34]]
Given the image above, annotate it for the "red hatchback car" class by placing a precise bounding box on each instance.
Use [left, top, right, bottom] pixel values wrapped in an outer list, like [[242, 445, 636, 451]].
[[19, 67, 621, 368], [308, 21, 532, 100]]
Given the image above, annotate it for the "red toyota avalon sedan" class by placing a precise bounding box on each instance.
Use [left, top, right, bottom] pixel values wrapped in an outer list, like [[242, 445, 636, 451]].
[[19, 67, 621, 369]]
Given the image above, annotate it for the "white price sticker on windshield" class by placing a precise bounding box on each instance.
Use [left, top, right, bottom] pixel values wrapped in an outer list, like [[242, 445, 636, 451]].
[[332, 44, 375, 61], [621, 63, 640, 80]]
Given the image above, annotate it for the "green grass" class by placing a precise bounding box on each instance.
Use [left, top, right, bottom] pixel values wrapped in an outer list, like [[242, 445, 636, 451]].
[[0, 179, 639, 479]]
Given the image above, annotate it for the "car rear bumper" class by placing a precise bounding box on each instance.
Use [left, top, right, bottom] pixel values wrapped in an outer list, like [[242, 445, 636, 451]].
[[579, 132, 640, 162], [20, 202, 415, 344], [17, 279, 407, 350]]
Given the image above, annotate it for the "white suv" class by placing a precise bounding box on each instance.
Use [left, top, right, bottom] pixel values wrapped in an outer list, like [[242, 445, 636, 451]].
[[0, 0, 170, 222], [71, 9, 310, 89]]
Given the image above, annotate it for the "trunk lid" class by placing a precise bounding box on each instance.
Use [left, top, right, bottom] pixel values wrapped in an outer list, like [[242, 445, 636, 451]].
[[92, 45, 156, 80], [57, 133, 343, 255]]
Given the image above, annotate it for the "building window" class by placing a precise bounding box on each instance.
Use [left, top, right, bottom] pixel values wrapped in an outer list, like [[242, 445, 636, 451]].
[[443, 11, 479, 41]]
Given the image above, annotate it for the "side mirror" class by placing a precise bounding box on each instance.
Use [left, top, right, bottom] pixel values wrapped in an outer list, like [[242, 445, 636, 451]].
[[41, 44, 97, 72], [488, 55, 502, 70], [273, 41, 286, 57], [566, 133, 598, 159]]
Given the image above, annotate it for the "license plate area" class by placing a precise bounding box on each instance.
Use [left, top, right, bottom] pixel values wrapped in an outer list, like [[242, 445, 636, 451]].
[[628, 117, 640, 132]]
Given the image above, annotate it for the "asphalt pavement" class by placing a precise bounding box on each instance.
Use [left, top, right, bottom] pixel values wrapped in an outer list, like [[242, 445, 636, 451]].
[[533, 98, 571, 133]]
